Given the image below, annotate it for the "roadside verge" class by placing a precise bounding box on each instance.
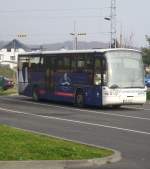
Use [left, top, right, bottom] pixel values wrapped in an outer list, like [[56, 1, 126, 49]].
[[0, 125, 121, 169]]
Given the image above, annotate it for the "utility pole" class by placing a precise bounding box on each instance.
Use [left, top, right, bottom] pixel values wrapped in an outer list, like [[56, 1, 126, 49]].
[[105, 0, 117, 48], [13, 39, 16, 61], [70, 21, 86, 50], [110, 0, 117, 48]]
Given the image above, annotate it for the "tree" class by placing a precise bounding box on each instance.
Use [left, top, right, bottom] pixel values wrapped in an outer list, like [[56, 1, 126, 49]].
[[142, 36, 150, 66]]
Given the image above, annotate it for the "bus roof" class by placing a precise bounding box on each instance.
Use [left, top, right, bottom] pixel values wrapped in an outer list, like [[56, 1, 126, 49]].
[[19, 48, 141, 56]]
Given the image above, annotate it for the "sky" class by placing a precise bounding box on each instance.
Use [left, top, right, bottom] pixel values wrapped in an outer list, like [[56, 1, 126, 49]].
[[0, 0, 149, 47]]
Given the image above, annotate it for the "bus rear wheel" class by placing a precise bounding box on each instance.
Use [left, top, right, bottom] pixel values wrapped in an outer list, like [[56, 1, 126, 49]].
[[75, 92, 84, 108], [32, 89, 39, 102]]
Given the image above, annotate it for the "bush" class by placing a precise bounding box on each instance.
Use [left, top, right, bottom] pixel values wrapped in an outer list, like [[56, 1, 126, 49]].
[[147, 91, 150, 100], [0, 66, 16, 81]]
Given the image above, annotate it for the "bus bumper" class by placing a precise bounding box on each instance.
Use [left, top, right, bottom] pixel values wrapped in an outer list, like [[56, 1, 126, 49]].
[[102, 87, 147, 106]]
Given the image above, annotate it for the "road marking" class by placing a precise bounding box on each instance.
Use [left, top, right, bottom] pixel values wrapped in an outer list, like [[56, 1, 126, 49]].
[[122, 105, 150, 111], [1, 97, 150, 121], [0, 106, 150, 136]]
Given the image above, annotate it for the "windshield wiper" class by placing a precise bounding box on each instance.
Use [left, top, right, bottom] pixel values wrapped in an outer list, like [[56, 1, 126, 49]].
[[110, 84, 120, 89]]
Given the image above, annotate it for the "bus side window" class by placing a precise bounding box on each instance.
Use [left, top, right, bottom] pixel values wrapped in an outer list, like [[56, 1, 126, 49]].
[[55, 55, 71, 73], [64, 55, 70, 72], [71, 55, 77, 72], [76, 55, 85, 72], [50, 56, 56, 70], [56, 56, 64, 72], [84, 54, 94, 84], [102, 59, 107, 85], [39, 56, 44, 71], [94, 58, 101, 85], [29, 56, 40, 72], [85, 54, 93, 72]]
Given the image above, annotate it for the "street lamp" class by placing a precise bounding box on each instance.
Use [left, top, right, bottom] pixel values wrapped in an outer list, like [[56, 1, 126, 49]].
[[104, 17, 111, 21], [104, 17, 111, 48], [104, 16, 117, 48]]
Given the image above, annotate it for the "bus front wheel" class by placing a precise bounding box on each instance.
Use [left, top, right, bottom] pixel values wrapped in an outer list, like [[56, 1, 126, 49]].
[[75, 92, 85, 108]]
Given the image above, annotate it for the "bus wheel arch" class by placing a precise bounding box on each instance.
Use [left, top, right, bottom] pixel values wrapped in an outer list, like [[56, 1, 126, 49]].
[[75, 88, 85, 107]]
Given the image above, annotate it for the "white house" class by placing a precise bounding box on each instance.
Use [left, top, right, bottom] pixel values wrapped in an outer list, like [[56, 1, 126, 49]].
[[0, 39, 30, 69]]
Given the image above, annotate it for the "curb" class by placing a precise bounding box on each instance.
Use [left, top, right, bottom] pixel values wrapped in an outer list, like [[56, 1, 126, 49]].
[[9, 93, 18, 96], [0, 150, 121, 169]]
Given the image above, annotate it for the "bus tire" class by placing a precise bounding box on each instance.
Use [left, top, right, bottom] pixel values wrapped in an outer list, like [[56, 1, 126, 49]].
[[75, 91, 85, 108], [32, 88, 39, 102]]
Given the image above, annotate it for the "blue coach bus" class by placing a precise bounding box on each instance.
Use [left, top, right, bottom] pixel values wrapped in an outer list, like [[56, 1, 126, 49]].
[[18, 48, 146, 107]]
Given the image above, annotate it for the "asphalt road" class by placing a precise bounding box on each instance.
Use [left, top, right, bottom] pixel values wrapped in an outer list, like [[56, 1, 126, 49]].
[[0, 95, 150, 169]]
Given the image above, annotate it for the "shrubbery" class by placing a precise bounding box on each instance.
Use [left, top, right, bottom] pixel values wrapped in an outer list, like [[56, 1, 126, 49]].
[[0, 65, 15, 80], [147, 91, 150, 100]]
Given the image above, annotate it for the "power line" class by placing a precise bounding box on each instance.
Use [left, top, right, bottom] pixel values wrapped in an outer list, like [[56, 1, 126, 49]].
[[0, 7, 109, 14], [1, 16, 106, 20], [0, 13, 106, 20], [0, 31, 110, 37], [0, 32, 110, 45], [46, 15, 106, 19]]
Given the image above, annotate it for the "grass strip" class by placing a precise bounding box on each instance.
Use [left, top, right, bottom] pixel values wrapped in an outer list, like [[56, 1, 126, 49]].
[[0, 125, 113, 160], [0, 87, 17, 96]]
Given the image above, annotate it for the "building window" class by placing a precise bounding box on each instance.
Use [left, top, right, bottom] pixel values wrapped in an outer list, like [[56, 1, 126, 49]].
[[10, 56, 16, 60]]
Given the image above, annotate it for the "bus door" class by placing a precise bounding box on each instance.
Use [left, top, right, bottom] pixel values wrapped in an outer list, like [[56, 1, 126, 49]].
[[45, 55, 55, 92], [93, 55, 107, 106]]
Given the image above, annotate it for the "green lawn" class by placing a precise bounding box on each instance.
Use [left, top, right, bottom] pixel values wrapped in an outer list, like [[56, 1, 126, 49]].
[[0, 125, 113, 160]]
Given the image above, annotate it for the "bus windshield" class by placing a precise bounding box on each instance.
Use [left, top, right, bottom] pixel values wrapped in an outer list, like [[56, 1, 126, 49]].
[[106, 50, 145, 88]]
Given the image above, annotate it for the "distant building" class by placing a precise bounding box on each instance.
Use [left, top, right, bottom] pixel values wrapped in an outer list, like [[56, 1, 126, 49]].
[[0, 39, 30, 69]]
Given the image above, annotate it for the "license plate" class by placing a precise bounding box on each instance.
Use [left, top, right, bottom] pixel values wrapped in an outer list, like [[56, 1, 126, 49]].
[[123, 98, 133, 103]]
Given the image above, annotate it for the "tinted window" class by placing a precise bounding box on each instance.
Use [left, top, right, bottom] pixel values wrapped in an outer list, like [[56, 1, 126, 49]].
[[64, 56, 70, 70], [29, 56, 40, 71], [71, 55, 76, 72], [39, 56, 44, 71], [94, 58, 102, 85], [77, 55, 85, 70], [55, 54, 71, 72]]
